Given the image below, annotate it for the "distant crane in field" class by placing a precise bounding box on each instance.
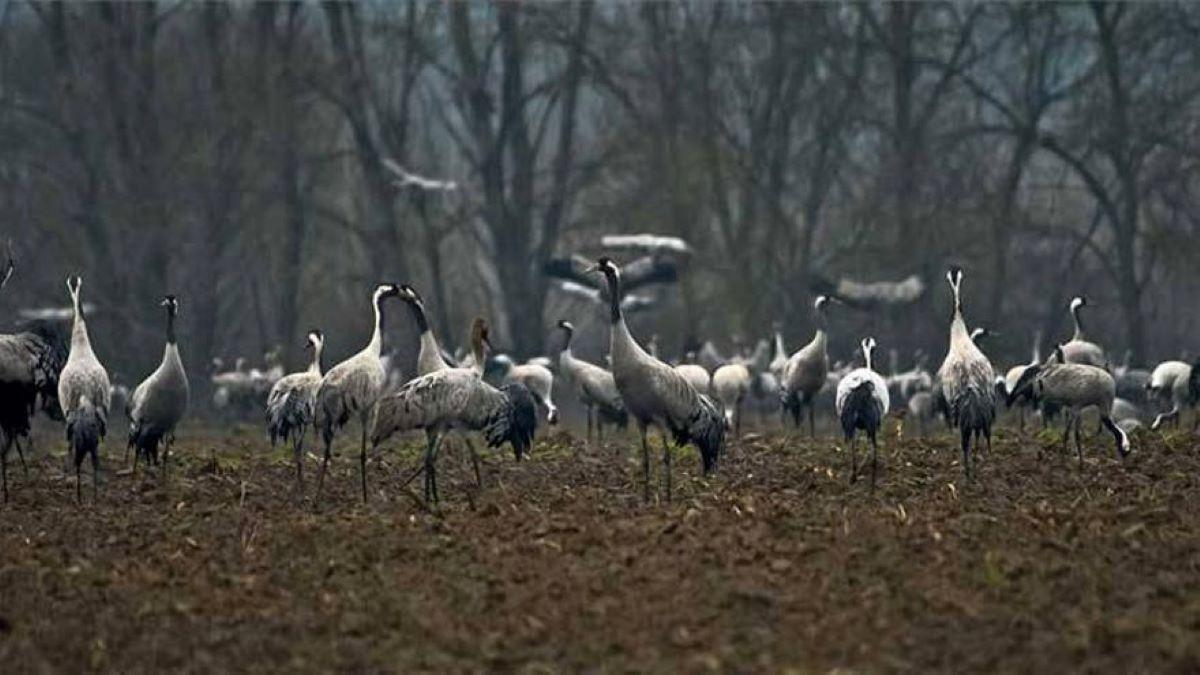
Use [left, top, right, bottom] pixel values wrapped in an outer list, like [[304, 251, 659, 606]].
[[266, 330, 325, 490], [555, 320, 627, 442], [127, 295, 189, 476], [836, 337, 890, 490], [1061, 296, 1108, 369], [712, 362, 751, 436], [57, 277, 111, 501], [781, 296, 835, 437], [936, 267, 996, 481], [314, 283, 402, 503], [590, 257, 724, 502]]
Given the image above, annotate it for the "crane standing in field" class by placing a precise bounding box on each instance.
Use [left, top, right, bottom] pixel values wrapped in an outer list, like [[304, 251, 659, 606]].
[[836, 337, 890, 490], [57, 277, 111, 501], [937, 267, 996, 481], [314, 283, 402, 503], [590, 257, 724, 502], [1061, 296, 1108, 369], [371, 317, 538, 504], [127, 295, 190, 476], [1007, 345, 1130, 466], [781, 296, 836, 437], [555, 320, 627, 442], [266, 330, 325, 490]]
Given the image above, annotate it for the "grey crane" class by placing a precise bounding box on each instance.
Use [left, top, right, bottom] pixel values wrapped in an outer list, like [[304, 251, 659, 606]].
[[936, 267, 996, 481], [712, 363, 751, 436], [313, 283, 401, 502], [781, 296, 835, 436], [400, 285, 453, 377], [57, 277, 111, 501], [266, 329, 325, 489], [836, 337, 890, 489], [1007, 346, 1130, 466], [127, 295, 190, 476], [492, 354, 558, 425], [1061, 296, 1108, 369], [372, 318, 538, 503], [555, 320, 627, 442], [589, 257, 724, 502]]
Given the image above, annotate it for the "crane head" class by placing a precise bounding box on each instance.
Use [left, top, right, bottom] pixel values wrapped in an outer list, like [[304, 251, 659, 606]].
[[1070, 296, 1087, 311], [946, 266, 963, 289], [160, 295, 179, 315], [556, 319, 574, 333], [305, 329, 324, 350]]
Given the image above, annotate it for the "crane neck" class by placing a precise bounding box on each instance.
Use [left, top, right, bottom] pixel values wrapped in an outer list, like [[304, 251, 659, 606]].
[[165, 306, 177, 345], [558, 326, 574, 355], [70, 296, 92, 353], [367, 293, 385, 356], [308, 343, 323, 375], [406, 299, 431, 335], [470, 336, 486, 376], [603, 271, 622, 324], [1071, 305, 1085, 341], [773, 332, 786, 360]]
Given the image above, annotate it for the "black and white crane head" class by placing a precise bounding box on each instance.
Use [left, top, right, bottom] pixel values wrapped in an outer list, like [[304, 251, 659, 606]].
[[946, 266, 965, 310], [305, 328, 324, 353], [374, 282, 403, 305]]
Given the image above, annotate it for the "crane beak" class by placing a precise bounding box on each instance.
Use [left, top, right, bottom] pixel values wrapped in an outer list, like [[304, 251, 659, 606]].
[[582, 264, 600, 275]]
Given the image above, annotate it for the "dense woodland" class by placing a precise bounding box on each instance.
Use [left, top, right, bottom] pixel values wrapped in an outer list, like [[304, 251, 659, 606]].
[[1, 2, 1198, 401]]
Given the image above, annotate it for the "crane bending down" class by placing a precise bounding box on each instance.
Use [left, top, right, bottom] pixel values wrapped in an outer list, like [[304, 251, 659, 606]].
[[371, 318, 538, 503], [590, 257, 724, 502]]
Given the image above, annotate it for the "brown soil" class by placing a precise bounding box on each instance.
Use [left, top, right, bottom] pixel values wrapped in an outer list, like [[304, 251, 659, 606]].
[[1, 423, 1198, 673]]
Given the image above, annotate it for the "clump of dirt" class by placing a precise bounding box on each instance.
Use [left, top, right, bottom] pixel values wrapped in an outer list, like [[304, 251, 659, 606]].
[[1, 425, 1198, 672]]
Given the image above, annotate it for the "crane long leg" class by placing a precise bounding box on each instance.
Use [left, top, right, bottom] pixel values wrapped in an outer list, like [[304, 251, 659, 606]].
[[359, 414, 369, 503], [2, 436, 9, 503], [586, 406, 593, 444], [294, 430, 305, 492], [870, 431, 879, 492], [91, 447, 99, 501], [849, 435, 858, 484], [14, 437, 27, 478], [463, 437, 482, 488], [1060, 410, 1074, 453], [961, 426, 972, 482], [423, 430, 444, 504], [660, 433, 672, 503], [1074, 414, 1084, 469], [315, 435, 332, 504], [638, 422, 650, 503]]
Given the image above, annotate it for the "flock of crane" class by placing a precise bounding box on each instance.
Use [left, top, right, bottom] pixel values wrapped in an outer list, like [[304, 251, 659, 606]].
[[0, 253, 1197, 506]]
